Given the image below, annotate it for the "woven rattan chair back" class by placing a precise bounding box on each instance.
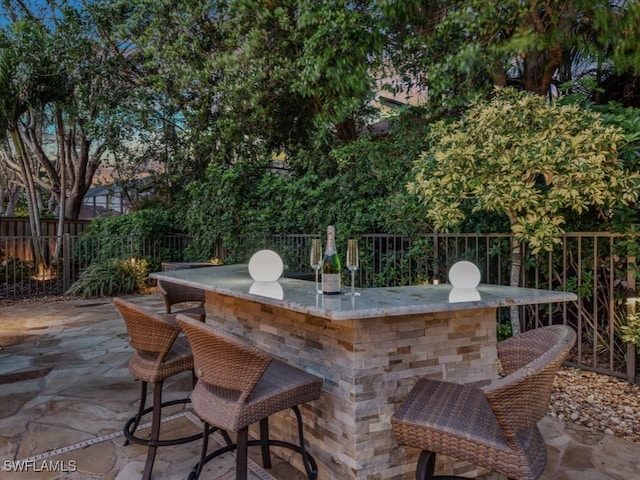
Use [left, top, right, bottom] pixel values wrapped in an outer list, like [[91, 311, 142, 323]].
[[177, 314, 272, 405], [483, 325, 576, 446], [113, 296, 180, 360], [391, 324, 576, 480], [157, 280, 205, 310]]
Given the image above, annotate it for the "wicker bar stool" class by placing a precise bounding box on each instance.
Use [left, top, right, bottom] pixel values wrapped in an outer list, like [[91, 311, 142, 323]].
[[157, 280, 206, 322], [113, 297, 206, 480], [176, 314, 323, 480], [392, 325, 576, 480]]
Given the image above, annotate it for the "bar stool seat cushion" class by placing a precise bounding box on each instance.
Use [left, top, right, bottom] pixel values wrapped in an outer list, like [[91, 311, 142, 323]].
[[191, 359, 323, 432], [157, 280, 206, 321], [129, 335, 194, 384]]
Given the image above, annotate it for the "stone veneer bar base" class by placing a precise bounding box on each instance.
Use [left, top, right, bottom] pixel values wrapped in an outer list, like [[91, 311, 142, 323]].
[[205, 291, 500, 480]]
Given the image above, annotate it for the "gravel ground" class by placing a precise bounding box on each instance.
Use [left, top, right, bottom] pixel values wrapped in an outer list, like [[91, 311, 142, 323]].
[[549, 366, 640, 443]]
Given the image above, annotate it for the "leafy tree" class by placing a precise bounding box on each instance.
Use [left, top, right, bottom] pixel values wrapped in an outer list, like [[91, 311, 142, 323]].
[[382, 1, 640, 112], [98, 0, 226, 187], [408, 87, 640, 333], [292, 1, 382, 143], [0, 0, 138, 223], [590, 1, 640, 105], [111, 0, 383, 185], [0, 12, 67, 264], [178, 122, 427, 263]]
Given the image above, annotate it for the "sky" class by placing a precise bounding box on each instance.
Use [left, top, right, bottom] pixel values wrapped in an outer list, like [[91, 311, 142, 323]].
[[0, 0, 84, 27]]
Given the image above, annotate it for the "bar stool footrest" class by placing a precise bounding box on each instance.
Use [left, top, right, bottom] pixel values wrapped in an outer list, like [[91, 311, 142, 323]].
[[415, 451, 479, 480], [188, 438, 318, 480], [123, 397, 203, 447]]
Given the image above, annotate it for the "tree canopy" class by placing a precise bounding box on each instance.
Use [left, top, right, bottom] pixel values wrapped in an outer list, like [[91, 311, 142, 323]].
[[1, 0, 640, 266], [408, 87, 640, 253], [0, 0, 139, 221], [382, 0, 640, 110]]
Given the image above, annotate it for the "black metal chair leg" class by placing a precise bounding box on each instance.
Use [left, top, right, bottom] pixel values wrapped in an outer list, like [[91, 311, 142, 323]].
[[292, 406, 317, 480], [260, 418, 272, 469], [186, 409, 319, 480], [124, 381, 147, 446], [142, 381, 163, 480], [220, 429, 233, 446], [190, 422, 211, 480], [416, 451, 436, 480], [237, 427, 249, 480]]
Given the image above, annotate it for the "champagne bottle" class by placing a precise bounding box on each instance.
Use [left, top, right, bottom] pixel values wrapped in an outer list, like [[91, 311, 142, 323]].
[[322, 225, 342, 295]]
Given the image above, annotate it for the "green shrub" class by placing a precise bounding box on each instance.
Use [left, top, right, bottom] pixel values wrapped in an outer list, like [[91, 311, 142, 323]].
[[497, 321, 513, 342], [620, 312, 640, 346], [74, 207, 181, 271], [65, 258, 149, 298], [82, 207, 175, 238]]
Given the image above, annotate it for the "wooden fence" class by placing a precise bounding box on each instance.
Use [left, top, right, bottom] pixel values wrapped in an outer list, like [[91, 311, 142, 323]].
[[0, 217, 90, 236], [0, 217, 90, 262]]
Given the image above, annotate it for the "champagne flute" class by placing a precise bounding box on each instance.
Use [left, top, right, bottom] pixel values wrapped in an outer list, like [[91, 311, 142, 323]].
[[310, 239, 322, 294], [345, 239, 360, 296]]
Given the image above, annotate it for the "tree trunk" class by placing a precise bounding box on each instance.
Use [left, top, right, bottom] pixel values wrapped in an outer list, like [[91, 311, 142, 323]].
[[65, 185, 88, 219], [5, 188, 20, 216], [521, 3, 573, 97], [522, 48, 563, 96], [10, 127, 46, 269], [509, 235, 522, 335], [335, 118, 359, 143], [54, 109, 67, 259], [54, 179, 66, 259], [0, 144, 27, 216]]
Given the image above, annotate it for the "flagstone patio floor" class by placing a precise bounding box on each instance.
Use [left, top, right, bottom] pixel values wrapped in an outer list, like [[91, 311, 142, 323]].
[[1, 294, 639, 480]]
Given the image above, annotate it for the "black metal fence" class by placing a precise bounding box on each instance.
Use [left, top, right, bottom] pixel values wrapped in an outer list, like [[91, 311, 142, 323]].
[[261, 232, 639, 383], [1, 231, 638, 382], [0, 233, 191, 299]]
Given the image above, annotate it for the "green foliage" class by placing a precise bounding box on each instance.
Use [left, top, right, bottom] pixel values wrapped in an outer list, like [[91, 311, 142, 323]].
[[382, 1, 640, 110], [292, 1, 382, 141], [586, 102, 640, 171], [620, 312, 640, 347], [179, 161, 273, 263], [598, 1, 640, 75], [108, 0, 383, 190], [358, 236, 435, 288], [65, 258, 148, 298], [82, 207, 175, 238], [177, 113, 433, 263], [408, 87, 640, 254], [0, 15, 67, 126], [75, 207, 178, 271], [497, 321, 513, 343]]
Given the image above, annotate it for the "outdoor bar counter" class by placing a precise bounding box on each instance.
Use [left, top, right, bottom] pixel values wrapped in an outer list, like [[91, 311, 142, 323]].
[[150, 264, 577, 479]]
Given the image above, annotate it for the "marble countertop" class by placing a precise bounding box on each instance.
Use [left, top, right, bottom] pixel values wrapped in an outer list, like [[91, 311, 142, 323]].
[[150, 264, 577, 321]]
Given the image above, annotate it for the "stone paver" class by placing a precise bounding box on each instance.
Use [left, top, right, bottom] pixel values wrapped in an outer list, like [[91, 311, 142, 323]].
[[1, 295, 639, 479]]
